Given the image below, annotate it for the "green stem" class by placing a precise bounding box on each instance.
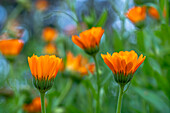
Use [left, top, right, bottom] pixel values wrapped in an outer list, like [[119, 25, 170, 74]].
[[8, 5, 23, 19], [93, 55, 100, 113], [40, 92, 46, 113], [116, 85, 125, 113]]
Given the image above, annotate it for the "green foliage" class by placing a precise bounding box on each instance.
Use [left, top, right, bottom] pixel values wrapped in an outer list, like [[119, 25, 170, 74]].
[[0, 0, 170, 113]]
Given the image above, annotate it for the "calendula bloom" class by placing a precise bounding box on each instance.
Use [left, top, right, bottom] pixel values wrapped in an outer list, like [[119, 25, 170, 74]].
[[101, 50, 146, 84], [35, 0, 48, 11], [72, 27, 104, 55], [63, 52, 95, 76], [23, 97, 47, 113], [43, 43, 57, 55], [0, 39, 24, 56], [125, 6, 146, 23], [148, 7, 166, 19], [42, 27, 58, 42], [28, 55, 62, 92]]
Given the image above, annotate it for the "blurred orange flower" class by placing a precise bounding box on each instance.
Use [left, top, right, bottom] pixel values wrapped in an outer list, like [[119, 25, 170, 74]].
[[0, 39, 24, 56], [42, 27, 58, 42], [101, 50, 146, 76], [72, 27, 104, 55], [43, 43, 57, 55], [64, 52, 95, 76], [125, 6, 146, 23], [23, 97, 47, 113], [148, 7, 166, 19], [35, 0, 48, 11], [28, 55, 62, 80]]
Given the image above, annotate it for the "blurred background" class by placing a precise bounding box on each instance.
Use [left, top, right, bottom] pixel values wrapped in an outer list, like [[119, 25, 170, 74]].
[[0, 0, 169, 113]]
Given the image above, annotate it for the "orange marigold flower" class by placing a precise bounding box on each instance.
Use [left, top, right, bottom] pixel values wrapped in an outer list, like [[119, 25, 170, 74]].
[[101, 50, 146, 84], [125, 6, 146, 23], [35, 0, 48, 11], [23, 97, 47, 113], [64, 52, 95, 76], [148, 7, 166, 19], [72, 27, 104, 55], [43, 43, 57, 55], [0, 39, 24, 56], [28, 55, 62, 80], [28, 55, 62, 92], [42, 27, 58, 42]]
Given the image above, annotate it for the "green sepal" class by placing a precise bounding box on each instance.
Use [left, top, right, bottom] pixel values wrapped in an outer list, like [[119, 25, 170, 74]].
[[33, 76, 54, 93], [114, 72, 133, 86], [85, 46, 99, 56]]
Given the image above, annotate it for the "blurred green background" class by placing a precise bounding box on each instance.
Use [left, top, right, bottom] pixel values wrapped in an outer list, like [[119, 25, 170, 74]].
[[0, 0, 169, 113]]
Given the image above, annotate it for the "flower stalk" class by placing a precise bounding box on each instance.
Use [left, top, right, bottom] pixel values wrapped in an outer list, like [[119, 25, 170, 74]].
[[40, 92, 46, 113], [28, 55, 62, 113], [116, 84, 125, 113], [93, 55, 100, 113], [101, 50, 146, 113]]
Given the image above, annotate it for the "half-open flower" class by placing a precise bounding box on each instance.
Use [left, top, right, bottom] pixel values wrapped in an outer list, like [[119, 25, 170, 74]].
[[72, 27, 104, 55], [63, 52, 95, 77], [0, 39, 24, 56], [125, 6, 146, 23], [101, 50, 146, 85], [28, 55, 62, 92], [148, 7, 166, 19], [42, 27, 58, 42]]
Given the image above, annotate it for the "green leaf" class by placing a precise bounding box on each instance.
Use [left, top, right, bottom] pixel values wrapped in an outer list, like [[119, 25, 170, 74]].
[[133, 87, 170, 113], [66, 105, 84, 113], [148, 58, 162, 75], [136, 30, 145, 52], [82, 79, 97, 100], [113, 30, 123, 51], [96, 10, 108, 27], [101, 72, 112, 87]]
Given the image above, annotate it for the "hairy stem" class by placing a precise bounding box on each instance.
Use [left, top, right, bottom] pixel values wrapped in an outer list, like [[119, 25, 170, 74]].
[[93, 55, 100, 113], [40, 92, 46, 113], [116, 85, 125, 113]]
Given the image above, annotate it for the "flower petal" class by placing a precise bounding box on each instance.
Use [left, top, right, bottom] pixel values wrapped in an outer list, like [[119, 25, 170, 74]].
[[101, 54, 116, 74], [72, 35, 86, 49]]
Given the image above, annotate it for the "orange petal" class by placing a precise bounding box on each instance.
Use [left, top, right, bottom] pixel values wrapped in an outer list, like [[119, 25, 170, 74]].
[[125, 62, 133, 75], [121, 59, 126, 74], [32, 55, 38, 78], [37, 58, 42, 79], [28, 57, 33, 75], [90, 36, 97, 48], [115, 56, 122, 72], [53, 58, 62, 78], [72, 35, 86, 49], [133, 55, 146, 73], [79, 31, 90, 48], [41, 55, 48, 78], [101, 54, 116, 74]]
